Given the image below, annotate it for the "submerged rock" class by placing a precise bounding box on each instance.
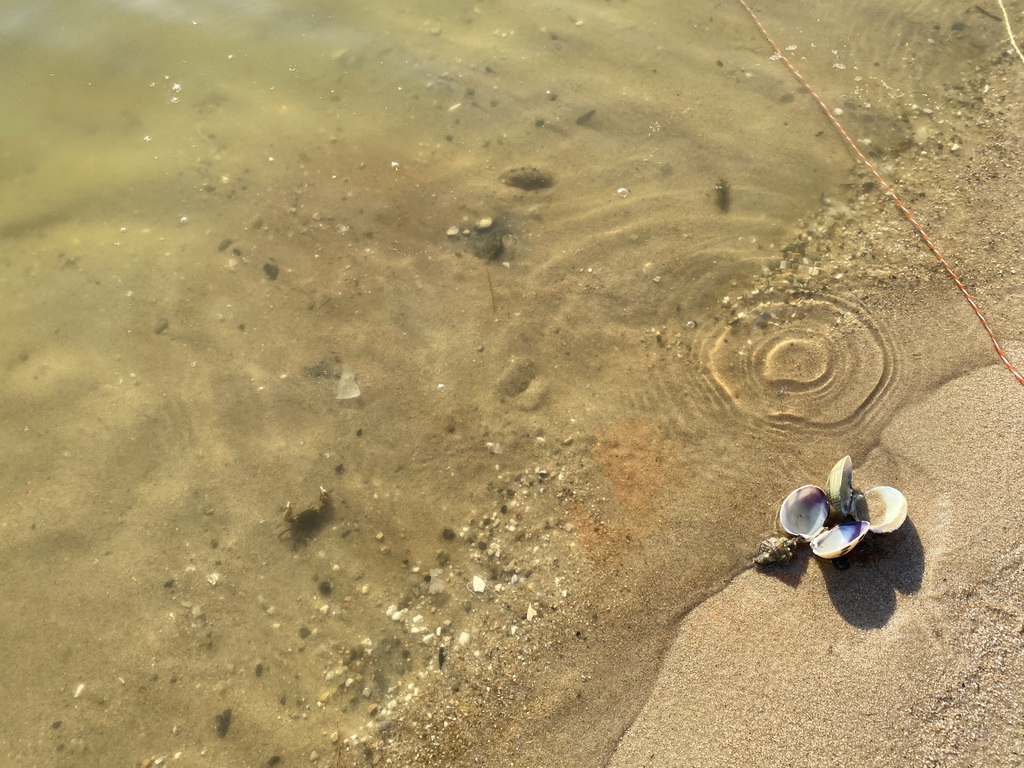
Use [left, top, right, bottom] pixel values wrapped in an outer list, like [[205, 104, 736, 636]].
[[753, 535, 800, 566], [500, 167, 554, 190]]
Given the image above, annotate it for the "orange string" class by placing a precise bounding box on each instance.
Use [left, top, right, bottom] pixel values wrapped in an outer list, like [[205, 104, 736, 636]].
[[736, 0, 1024, 385]]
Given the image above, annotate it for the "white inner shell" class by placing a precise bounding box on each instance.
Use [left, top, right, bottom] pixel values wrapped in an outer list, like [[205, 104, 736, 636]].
[[863, 486, 908, 533], [809, 521, 870, 559], [779, 485, 828, 539]]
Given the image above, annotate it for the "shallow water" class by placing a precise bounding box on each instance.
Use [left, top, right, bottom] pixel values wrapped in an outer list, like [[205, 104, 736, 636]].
[[0, 1, 1011, 765]]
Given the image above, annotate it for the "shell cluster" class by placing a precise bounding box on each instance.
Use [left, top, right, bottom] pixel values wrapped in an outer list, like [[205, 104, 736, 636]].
[[754, 456, 908, 566]]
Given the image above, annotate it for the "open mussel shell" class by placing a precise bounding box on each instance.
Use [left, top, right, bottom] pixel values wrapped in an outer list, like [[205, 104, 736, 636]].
[[863, 486, 908, 533], [825, 455, 854, 519], [809, 520, 870, 559], [779, 484, 828, 540]]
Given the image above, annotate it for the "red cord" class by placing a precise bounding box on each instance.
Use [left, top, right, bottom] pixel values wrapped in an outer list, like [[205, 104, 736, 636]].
[[736, 0, 1024, 385]]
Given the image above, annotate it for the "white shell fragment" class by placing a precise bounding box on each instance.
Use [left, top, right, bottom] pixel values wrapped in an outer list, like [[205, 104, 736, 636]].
[[863, 486, 908, 534], [779, 485, 829, 540], [825, 455, 854, 518], [336, 366, 361, 400], [809, 520, 870, 559], [471, 575, 486, 593]]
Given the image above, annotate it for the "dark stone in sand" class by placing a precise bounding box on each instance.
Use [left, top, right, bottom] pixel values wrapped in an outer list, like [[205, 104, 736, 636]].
[[500, 167, 554, 190], [215, 708, 232, 737]]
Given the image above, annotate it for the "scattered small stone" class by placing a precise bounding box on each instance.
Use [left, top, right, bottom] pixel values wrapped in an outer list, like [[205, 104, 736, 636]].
[[217, 238, 233, 251], [472, 575, 486, 593], [475, 217, 494, 231], [154, 318, 170, 335], [263, 262, 280, 280], [446, 225, 460, 237]]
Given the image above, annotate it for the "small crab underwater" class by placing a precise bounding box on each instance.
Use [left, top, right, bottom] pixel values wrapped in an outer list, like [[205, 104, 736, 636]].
[[754, 456, 908, 567], [279, 486, 334, 547]]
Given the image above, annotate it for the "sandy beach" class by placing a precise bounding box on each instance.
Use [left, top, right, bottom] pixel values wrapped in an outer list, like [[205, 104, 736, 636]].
[[1, 2, 1022, 766]]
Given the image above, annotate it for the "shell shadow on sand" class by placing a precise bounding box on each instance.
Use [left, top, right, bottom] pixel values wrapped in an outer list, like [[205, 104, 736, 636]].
[[816, 516, 925, 629], [756, 515, 924, 629]]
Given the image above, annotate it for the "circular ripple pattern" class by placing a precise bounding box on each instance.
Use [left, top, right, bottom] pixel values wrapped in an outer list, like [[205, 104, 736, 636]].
[[702, 296, 895, 432]]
